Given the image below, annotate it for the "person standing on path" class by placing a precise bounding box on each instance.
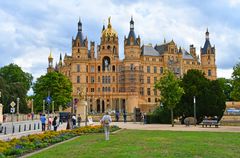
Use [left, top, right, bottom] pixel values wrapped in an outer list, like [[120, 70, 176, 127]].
[[40, 114, 46, 131], [123, 111, 127, 123], [52, 116, 58, 131], [101, 112, 112, 141]]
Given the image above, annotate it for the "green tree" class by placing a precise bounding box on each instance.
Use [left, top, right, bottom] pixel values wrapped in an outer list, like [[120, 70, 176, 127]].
[[0, 64, 33, 113], [218, 78, 233, 101], [231, 62, 240, 101], [176, 70, 226, 122], [154, 70, 184, 127], [33, 72, 72, 112]]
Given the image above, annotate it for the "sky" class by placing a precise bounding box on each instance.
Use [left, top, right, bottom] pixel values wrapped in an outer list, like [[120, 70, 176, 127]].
[[0, 0, 240, 80]]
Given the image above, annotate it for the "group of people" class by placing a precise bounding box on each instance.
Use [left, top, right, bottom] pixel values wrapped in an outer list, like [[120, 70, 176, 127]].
[[40, 114, 59, 131], [115, 111, 127, 123]]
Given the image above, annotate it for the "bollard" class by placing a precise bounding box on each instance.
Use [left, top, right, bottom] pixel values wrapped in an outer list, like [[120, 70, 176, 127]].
[[12, 125, 15, 133], [29, 124, 31, 130], [34, 123, 36, 130], [19, 125, 21, 132], [24, 124, 26, 131], [4, 126, 7, 135]]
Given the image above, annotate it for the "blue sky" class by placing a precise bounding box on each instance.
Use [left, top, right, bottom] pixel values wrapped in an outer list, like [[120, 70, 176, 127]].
[[0, 0, 240, 80]]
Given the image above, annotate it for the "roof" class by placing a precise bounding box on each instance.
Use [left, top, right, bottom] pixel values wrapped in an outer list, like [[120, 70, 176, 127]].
[[201, 39, 215, 54], [182, 49, 194, 60], [126, 30, 138, 45], [141, 45, 160, 56]]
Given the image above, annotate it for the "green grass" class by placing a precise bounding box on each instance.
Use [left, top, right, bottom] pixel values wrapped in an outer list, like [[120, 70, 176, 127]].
[[29, 130, 240, 158]]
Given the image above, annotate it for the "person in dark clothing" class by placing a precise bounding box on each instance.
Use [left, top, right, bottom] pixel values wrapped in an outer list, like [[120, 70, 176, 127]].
[[115, 111, 119, 122], [40, 114, 46, 131], [77, 114, 82, 127], [52, 116, 58, 131], [123, 111, 127, 123]]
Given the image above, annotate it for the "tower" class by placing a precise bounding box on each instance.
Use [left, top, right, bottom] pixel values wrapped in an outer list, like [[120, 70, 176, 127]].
[[72, 18, 88, 60], [47, 51, 54, 73], [200, 29, 217, 80], [124, 16, 141, 59]]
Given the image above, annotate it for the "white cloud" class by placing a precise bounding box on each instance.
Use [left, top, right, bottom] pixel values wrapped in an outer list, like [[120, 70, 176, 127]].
[[217, 68, 233, 79]]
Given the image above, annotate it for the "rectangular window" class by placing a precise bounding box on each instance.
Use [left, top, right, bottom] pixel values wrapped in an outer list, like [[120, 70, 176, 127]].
[[154, 66, 157, 73], [77, 76, 80, 83], [113, 76, 115, 82], [148, 98, 151, 102], [91, 66, 95, 72], [208, 70, 212, 76], [160, 67, 163, 74], [147, 77, 150, 84], [77, 64, 80, 72], [113, 87, 115, 92], [154, 77, 157, 83], [86, 76, 88, 83], [90, 88, 94, 92], [154, 89, 157, 95], [147, 66, 150, 73], [155, 98, 158, 102], [140, 87, 144, 96], [91, 76, 94, 83], [147, 88, 151, 96], [86, 65, 88, 72]]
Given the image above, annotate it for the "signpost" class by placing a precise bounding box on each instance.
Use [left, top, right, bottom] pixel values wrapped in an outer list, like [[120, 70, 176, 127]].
[[10, 101, 16, 134]]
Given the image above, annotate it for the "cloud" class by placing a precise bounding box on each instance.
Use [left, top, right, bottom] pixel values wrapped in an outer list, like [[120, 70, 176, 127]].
[[0, 0, 239, 80]]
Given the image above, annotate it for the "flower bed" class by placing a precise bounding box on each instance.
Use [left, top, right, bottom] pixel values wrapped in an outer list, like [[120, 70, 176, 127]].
[[0, 125, 120, 157]]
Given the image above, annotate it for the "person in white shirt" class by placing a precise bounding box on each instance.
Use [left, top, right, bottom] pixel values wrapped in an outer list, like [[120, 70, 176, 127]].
[[101, 112, 112, 140]]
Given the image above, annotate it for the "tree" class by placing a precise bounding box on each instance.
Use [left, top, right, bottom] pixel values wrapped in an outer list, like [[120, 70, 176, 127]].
[[218, 78, 233, 101], [154, 70, 184, 127], [0, 64, 33, 113], [175, 70, 226, 122], [231, 62, 240, 101], [33, 72, 72, 112]]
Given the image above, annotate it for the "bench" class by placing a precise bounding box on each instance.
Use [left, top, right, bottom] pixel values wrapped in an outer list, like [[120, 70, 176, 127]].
[[200, 119, 219, 128]]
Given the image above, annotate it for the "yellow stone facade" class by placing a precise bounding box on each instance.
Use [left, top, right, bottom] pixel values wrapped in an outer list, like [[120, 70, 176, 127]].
[[47, 17, 217, 113]]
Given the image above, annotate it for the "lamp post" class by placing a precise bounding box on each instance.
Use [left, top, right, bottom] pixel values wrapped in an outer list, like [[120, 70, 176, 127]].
[[193, 96, 196, 126], [17, 97, 20, 121], [31, 99, 34, 114], [43, 99, 45, 114]]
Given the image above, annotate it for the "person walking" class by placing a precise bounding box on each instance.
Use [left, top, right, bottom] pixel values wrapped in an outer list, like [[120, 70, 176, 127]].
[[77, 114, 82, 127], [115, 111, 119, 122], [40, 114, 46, 131], [52, 116, 58, 131], [101, 112, 112, 141], [48, 116, 53, 130], [72, 114, 76, 128]]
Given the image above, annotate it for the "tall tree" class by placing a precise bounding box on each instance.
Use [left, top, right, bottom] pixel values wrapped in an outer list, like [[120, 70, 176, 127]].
[[231, 62, 240, 101], [176, 70, 226, 122], [33, 72, 72, 112], [218, 78, 233, 101], [154, 70, 184, 127], [0, 64, 33, 113]]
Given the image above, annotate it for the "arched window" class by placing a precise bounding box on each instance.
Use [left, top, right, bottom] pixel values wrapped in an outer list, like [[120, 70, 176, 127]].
[[112, 65, 115, 72], [113, 46, 116, 54], [107, 45, 111, 50]]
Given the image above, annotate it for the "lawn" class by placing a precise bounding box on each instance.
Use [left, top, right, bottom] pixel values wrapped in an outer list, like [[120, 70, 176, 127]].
[[29, 130, 240, 158]]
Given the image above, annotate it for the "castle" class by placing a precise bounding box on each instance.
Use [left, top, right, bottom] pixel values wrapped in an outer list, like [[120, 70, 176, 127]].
[[47, 17, 216, 113]]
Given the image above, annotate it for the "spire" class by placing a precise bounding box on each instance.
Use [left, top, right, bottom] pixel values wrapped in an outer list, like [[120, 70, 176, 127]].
[[130, 16, 134, 30], [48, 51, 53, 59], [60, 53, 62, 61], [107, 16, 112, 28], [179, 46, 182, 53], [205, 28, 209, 40], [78, 17, 82, 32]]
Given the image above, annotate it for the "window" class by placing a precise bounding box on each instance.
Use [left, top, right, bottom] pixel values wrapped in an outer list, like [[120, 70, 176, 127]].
[[77, 64, 80, 72], [107, 45, 111, 49], [113, 76, 115, 82], [140, 87, 144, 96], [112, 65, 115, 72], [154, 89, 157, 95], [90, 88, 94, 92], [148, 98, 151, 102], [160, 67, 163, 74], [77, 76, 80, 83], [91, 76, 94, 83], [154, 77, 157, 83], [98, 66, 101, 72], [147, 77, 150, 84], [130, 64, 134, 71], [108, 87, 111, 92], [113, 87, 115, 92], [147, 88, 151, 96], [147, 66, 150, 73], [208, 70, 212, 76], [154, 66, 157, 73], [86, 76, 88, 83], [91, 66, 94, 72], [98, 76, 100, 82], [86, 65, 88, 72], [155, 98, 158, 102]]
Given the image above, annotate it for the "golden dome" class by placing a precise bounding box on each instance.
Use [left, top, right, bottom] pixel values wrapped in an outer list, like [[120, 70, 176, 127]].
[[102, 17, 118, 38], [48, 51, 53, 59]]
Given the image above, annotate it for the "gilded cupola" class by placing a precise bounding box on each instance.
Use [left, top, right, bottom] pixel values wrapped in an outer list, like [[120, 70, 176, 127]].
[[102, 17, 118, 38]]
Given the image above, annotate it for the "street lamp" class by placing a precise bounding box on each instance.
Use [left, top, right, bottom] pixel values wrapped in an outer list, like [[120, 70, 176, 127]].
[[193, 96, 196, 126], [31, 99, 34, 114], [43, 99, 45, 114]]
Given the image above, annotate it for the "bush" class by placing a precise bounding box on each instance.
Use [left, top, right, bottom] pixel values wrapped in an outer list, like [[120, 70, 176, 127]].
[[146, 107, 171, 124]]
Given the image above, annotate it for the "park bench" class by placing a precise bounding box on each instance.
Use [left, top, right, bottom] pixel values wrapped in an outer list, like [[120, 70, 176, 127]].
[[200, 119, 219, 128]]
